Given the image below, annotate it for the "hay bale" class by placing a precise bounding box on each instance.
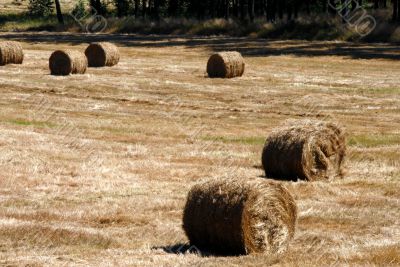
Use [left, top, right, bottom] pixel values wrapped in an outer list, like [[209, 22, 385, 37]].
[[183, 178, 297, 255], [49, 50, 87, 76], [262, 120, 346, 181], [85, 42, 120, 67], [207, 51, 245, 78], [0, 41, 24, 66]]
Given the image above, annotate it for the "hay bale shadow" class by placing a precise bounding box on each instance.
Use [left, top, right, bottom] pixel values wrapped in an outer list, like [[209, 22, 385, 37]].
[[152, 243, 241, 257], [153, 243, 203, 256]]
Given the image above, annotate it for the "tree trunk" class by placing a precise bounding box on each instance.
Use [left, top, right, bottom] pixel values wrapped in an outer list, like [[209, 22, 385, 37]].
[[294, 1, 299, 18], [397, 0, 400, 20], [267, 0, 277, 22], [249, 0, 255, 22], [225, 0, 230, 18], [54, 0, 64, 24], [328, 0, 336, 15], [89, 0, 96, 14], [168, 0, 178, 16], [142, 0, 147, 17], [233, 0, 239, 17], [134, 0, 139, 17], [306, 0, 311, 14], [322, 0, 327, 13], [239, 0, 248, 20], [287, 4, 293, 21], [340, 0, 348, 22], [153, 0, 160, 19], [278, 0, 284, 20], [95, 0, 103, 14]]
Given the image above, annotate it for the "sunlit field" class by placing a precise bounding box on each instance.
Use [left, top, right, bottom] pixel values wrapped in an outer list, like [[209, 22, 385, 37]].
[[0, 0, 74, 13], [0, 32, 399, 266]]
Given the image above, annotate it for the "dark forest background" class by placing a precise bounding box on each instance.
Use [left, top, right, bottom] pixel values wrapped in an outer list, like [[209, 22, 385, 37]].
[[2, 0, 400, 41], [86, 0, 398, 21]]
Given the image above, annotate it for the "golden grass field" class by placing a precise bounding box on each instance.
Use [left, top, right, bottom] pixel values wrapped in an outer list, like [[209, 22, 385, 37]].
[[0, 0, 75, 13], [1, 0, 29, 13], [0, 32, 399, 266]]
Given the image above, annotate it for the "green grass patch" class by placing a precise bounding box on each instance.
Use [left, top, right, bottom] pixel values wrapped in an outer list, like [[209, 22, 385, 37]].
[[201, 135, 265, 145], [6, 119, 56, 128], [0, 12, 69, 31], [348, 134, 400, 148]]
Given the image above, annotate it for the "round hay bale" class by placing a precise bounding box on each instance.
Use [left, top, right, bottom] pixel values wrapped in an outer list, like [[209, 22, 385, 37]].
[[85, 42, 120, 67], [262, 120, 346, 181], [183, 178, 297, 255], [0, 41, 24, 66], [207, 51, 245, 78], [49, 50, 87, 76]]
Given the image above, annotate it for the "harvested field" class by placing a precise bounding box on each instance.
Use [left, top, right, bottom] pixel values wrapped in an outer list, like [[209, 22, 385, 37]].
[[0, 32, 399, 266], [0, 0, 75, 13]]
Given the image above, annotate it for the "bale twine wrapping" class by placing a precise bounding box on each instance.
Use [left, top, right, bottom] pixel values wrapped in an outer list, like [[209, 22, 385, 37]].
[[85, 42, 120, 67], [262, 120, 346, 181], [183, 178, 297, 255], [49, 50, 87, 76], [0, 41, 24, 65], [207, 51, 245, 78]]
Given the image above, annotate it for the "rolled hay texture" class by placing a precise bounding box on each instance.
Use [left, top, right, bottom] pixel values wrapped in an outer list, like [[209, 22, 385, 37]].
[[183, 178, 297, 255], [262, 120, 346, 181], [207, 51, 245, 78], [0, 41, 24, 65], [49, 50, 87, 76], [85, 42, 120, 67]]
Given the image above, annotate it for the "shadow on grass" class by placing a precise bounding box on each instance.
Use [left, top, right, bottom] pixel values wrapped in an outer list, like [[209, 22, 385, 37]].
[[152, 243, 241, 257], [1, 32, 400, 60], [153, 243, 282, 266], [153, 243, 204, 255]]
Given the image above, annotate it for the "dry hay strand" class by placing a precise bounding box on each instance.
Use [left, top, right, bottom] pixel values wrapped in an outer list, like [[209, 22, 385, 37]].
[[0, 41, 24, 66], [262, 120, 346, 182], [183, 178, 297, 256], [49, 50, 87, 76], [207, 51, 245, 78], [85, 42, 120, 67]]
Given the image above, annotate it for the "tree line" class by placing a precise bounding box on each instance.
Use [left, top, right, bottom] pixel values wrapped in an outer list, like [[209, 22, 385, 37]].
[[90, 0, 400, 21], [28, 0, 400, 23]]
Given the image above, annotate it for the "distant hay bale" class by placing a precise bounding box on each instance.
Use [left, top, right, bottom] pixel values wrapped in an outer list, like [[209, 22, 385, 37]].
[[262, 120, 346, 181], [207, 51, 245, 78], [49, 50, 87, 76], [85, 42, 120, 67], [0, 41, 24, 65], [183, 178, 297, 255]]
